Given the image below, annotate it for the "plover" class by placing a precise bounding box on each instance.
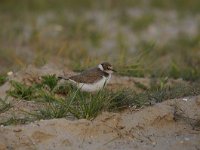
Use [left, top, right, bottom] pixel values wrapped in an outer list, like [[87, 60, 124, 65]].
[[58, 62, 116, 92]]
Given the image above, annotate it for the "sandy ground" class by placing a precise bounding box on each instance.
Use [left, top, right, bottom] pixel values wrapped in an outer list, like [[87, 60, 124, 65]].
[[0, 97, 199, 150], [0, 65, 199, 150]]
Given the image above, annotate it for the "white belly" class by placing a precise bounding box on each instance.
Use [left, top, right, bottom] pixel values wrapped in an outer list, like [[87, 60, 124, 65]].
[[69, 74, 111, 92]]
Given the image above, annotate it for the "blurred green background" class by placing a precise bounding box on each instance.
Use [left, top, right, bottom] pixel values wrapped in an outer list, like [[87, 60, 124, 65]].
[[0, 0, 200, 80]]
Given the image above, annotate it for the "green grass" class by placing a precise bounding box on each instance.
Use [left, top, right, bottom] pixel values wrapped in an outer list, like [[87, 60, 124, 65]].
[[34, 89, 132, 120], [36, 98, 70, 119], [41, 74, 59, 91], [4, 75, 200, 125], [131, 14, 155, 32], [116, 44, 154, 77], [7, 75, 60, 101], [0, 116, 34, 126], [127, 34, 200, 81], [110, 82, 200, 110], [150, 0, 200, 14], [168, 62, 200, 81], [7, 81, 36, 100], [0, 75, 7, 86], [32, 87, 122, 120], [1, 0, 199, 14], [0, 96, 12, 114], [68, 90, 113, 120]]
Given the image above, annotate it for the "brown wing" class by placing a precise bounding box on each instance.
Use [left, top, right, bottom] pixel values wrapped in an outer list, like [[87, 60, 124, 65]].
[[69, 68, 109, 84]]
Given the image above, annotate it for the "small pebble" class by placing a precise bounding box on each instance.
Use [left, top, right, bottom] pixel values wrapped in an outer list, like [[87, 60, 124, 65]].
[[7, 71, 13, 76], [13, 128, 22, 132], [180, 141, 184, 144], [152, 141, 156, 146], [184, 137, 190, 141], [182, 98, 188, 101]]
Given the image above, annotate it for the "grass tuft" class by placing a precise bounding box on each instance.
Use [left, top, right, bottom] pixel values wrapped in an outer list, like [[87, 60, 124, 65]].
[[109, 82, 200, 110], [33, 86, 78, 119], [0, 116, 33, 126], [36, 100, 69, 119], [0, 75, 7, 86], [0, 96, 12, 114], [41, 74, 59, 91], [68, 90, 112, 120], [7, 81, 36, 100]]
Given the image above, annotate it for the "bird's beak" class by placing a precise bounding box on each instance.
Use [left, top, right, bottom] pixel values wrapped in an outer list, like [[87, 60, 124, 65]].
[[111, 68, 117, 72]]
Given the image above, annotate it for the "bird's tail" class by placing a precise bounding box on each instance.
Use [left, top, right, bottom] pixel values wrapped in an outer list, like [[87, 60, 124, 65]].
[[58, 76, 69, 80]]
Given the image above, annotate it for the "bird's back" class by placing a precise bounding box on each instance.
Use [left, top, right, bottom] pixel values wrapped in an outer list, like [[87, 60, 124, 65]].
[[69, 67, 109, 84]]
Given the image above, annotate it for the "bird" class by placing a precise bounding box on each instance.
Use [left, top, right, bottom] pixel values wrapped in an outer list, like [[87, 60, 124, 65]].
[[58, 62, 116, 92]]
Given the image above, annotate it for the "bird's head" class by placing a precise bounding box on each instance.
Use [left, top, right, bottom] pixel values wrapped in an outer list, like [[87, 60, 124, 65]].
[[98, 62, 116, 74]]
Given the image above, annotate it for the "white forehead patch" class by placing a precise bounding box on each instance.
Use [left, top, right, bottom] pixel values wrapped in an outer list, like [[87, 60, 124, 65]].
[[98, 64, 104, 71]]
